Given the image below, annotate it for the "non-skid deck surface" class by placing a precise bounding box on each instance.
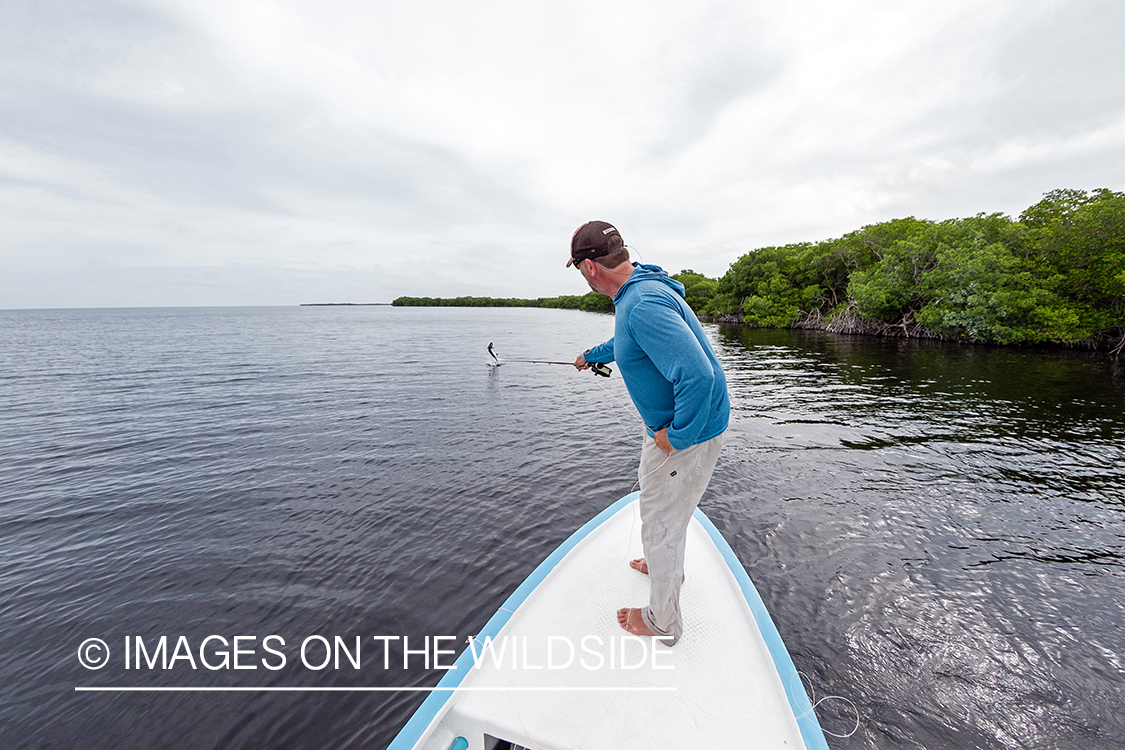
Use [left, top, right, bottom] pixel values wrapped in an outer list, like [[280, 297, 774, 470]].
[[415, 499, 809, 750]]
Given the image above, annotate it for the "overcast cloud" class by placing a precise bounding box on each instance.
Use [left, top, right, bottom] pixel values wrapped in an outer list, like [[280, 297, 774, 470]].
[[2, 0, 1123, 307]]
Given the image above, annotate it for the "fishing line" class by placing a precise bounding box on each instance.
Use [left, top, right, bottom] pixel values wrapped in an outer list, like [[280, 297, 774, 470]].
[[534, 350, 862, 740], [484, 341, 673, 627], [581, 370, 673, 491], [487, 341, 638, 444], [589, 374, 645, 447], [486, 340, 673, 491], [488, 342, 611, 376], [482, 340, 857, 744], [790, 670, 861, 739]]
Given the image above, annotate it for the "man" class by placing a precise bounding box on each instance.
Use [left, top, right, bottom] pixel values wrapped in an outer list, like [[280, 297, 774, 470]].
[[569, 220, 729, 646]]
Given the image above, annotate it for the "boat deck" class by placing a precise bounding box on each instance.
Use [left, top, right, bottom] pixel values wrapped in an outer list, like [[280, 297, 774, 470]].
[[402, 494, 821, 750]]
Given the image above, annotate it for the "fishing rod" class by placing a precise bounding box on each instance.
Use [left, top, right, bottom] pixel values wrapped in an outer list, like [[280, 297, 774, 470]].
[[488, 342, 612, 377]]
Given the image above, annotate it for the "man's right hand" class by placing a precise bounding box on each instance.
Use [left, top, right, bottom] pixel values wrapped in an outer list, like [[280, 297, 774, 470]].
[[573, 353, 589, 370]]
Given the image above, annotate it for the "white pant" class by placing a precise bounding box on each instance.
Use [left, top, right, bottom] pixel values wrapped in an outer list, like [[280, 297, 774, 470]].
[[638, 432, 724, 645]]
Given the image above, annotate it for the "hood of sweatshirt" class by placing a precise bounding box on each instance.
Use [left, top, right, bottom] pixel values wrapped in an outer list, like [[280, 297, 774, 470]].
[[611, 263, 685, 305]]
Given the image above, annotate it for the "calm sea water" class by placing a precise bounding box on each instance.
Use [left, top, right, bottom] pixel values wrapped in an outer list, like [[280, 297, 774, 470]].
[[1, 306, 1122, 749]]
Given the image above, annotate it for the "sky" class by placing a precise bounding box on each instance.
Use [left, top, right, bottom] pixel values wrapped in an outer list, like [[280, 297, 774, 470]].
[[2, 0, 1124, 308]]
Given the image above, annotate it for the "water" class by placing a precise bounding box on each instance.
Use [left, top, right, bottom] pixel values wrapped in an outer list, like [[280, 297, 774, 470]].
[[1, 307, 1122, 749]]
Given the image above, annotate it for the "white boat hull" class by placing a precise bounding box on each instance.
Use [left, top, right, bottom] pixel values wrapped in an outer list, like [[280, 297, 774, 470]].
[[388, 492, 828, 750]]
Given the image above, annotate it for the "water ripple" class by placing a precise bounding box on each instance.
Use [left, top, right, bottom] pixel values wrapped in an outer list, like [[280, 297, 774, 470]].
[[1, 310, 1122, 749]]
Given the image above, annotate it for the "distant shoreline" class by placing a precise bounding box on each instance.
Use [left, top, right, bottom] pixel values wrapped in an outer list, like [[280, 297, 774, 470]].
[[299, 303, 392, 306]]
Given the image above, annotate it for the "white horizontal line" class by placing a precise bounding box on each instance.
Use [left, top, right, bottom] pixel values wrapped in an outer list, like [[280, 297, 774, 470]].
[[75, 686, 676, 693]]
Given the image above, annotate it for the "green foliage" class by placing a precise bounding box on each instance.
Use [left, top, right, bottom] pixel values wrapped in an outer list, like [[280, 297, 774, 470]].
[[917, 241, 1082, 344], [1021, 189, 1125, 332], [712, 188, 1124, 347], [779, 218, 929, 314], [717, 244, 823, 326], [392, 296, 528, 307], [390, 293, 615, 313], [847, 239, 932, 321], [578, 292, 615, 313], [533, 295, 582, 310], [672, 270, 719, 315], [844, 215, 1029, 324], [1018, 188, 1120, 228], [393, 189, 1124, 349]]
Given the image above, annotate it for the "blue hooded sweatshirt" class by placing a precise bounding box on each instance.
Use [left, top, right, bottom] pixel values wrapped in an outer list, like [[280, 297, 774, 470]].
[[584, 264, 729, 451]]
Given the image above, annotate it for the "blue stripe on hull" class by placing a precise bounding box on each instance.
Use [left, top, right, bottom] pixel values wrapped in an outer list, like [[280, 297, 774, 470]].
[[692, 507, 830, 750]]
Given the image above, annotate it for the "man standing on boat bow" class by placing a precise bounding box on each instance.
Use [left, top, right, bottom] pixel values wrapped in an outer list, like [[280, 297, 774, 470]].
[[569, 220, 730, 646]]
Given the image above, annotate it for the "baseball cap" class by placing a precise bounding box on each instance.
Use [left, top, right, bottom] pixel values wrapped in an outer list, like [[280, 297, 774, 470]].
[[567, 221, 624, 267]]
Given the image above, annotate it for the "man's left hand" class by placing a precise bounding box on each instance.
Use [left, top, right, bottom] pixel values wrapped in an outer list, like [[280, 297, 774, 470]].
[[654, 428, 676, 454]]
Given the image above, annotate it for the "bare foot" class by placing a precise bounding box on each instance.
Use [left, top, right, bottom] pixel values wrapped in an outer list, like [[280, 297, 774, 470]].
[[629, 558, 684, 584], [616, 607, 656, 637]]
